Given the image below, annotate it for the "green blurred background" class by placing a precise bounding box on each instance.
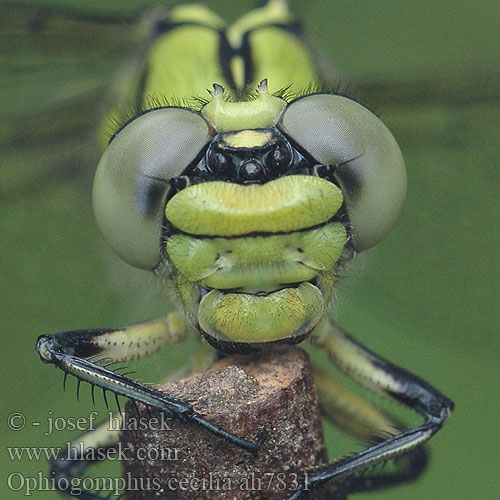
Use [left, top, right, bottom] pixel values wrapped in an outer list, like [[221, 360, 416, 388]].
[[1, 1, 498, 499]]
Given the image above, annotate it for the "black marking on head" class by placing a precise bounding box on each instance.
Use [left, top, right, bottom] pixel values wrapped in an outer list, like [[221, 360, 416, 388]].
[[186, 128, 315, 184], [200, 329, 310, 354]]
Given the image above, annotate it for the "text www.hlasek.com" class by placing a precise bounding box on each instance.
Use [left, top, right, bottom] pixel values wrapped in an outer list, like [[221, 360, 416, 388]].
[[7, 440, 178, 462]]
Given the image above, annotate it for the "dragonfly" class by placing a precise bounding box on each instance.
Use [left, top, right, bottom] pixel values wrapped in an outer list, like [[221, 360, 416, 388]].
[[1, 1, 498, 499]]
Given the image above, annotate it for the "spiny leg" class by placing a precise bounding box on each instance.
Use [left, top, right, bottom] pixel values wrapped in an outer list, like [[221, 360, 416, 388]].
[[48, 337, 220, 499], [285, 319, 453, 499], [36, 313, 261, 452], [313, 363, 428, 497]]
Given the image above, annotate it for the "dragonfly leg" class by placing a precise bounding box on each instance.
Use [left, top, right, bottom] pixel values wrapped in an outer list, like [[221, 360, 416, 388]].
[[36, 314, 262, 452], [313, 362, 428, 497], [48, 341, 218, 499], [50, 418, 121, 499], [284, 319, 453, 499]]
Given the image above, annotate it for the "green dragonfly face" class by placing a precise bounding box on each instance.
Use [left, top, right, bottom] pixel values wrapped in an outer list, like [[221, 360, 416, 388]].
[[1, 2, 498, 500], [92, 72, 406, 351], [82, 1, 409, 352]]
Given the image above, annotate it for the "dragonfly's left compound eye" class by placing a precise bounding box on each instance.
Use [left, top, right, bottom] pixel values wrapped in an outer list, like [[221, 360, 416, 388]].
[[279, 94, 406, 251], [93, 108, 212, 269]]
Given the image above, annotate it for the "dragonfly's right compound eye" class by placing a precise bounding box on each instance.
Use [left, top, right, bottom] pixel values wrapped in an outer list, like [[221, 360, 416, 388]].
[[93, 108, 212, 269]]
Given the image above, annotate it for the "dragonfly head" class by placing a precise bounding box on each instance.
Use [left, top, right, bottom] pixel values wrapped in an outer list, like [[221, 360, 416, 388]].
[[92, 86, 406, 352]]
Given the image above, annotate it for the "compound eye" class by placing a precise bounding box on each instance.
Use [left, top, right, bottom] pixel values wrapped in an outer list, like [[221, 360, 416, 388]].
[[278, 94, 406, 251], [93, 108, 212, 269]]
